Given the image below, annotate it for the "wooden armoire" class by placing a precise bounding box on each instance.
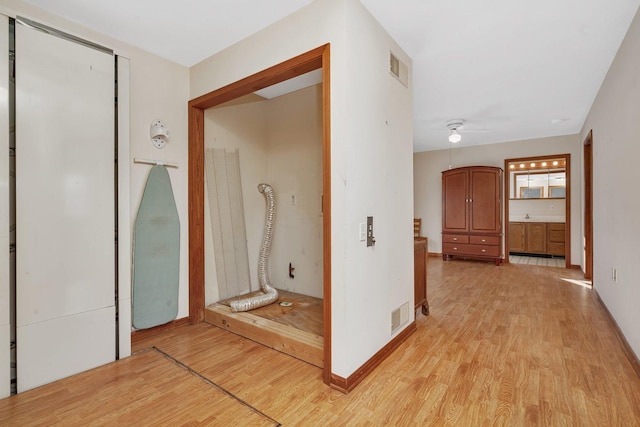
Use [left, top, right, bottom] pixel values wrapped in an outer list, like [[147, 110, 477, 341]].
[[441, 166, 503, 265]]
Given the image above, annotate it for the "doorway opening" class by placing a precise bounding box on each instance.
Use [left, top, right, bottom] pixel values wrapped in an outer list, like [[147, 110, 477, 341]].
[[188, 44, 332, 384], [504, 154, 571, 268], [583, 131, 593, 280]]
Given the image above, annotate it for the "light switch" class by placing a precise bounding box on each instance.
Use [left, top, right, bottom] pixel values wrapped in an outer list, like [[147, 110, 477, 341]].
[[359, 223, 366, 241]]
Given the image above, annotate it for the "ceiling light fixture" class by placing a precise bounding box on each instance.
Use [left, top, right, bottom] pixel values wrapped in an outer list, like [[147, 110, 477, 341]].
[[449, 129, 461, 143], [446, 120, 464, 143]]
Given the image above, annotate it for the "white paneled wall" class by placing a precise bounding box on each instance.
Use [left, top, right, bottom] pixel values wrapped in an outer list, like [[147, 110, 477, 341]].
[[15, 20, 115, 392]]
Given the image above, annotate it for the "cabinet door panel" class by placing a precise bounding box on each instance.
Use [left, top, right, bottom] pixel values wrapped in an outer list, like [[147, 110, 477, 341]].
[[526, 223, 547, 253], [442, 169, 468, 232], [469, 169, 501, 233], [509, 223, 526, 252]]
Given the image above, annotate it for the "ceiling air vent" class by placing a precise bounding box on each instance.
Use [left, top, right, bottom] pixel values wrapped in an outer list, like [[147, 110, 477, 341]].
[[389, 52, 408, 87]]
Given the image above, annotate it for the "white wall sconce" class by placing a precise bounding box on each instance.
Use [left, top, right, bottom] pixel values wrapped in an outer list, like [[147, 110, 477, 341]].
[[150, 119, 170, 149]]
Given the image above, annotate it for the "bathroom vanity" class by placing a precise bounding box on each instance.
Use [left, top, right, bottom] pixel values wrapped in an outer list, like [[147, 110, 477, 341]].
[[509, 221, 565, 256]]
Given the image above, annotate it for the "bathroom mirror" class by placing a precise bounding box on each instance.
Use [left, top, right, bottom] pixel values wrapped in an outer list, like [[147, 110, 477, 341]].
[[508, 158, 566, 199]]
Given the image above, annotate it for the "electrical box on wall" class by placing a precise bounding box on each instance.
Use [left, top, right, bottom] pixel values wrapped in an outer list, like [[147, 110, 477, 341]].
[[367, 216, 375, 247]]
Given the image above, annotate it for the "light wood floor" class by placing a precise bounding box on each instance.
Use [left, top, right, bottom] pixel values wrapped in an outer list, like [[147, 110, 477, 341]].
[[2, 258, 639, 425]]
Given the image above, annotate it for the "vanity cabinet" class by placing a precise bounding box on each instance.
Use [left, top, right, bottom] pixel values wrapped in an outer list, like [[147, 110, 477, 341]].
[[547, 223, 566, 256], [442, 166, 503, 265], [509, 222, 565, 256], [509, 222, 526, 252], [526, 222, 547, 253]]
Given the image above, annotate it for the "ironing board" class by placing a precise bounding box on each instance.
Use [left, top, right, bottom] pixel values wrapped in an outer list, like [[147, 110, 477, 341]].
[[132, 165, 180, 329]]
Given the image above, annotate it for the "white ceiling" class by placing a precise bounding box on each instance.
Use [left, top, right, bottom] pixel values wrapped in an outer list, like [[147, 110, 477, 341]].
[[20, 0, 640, 151]]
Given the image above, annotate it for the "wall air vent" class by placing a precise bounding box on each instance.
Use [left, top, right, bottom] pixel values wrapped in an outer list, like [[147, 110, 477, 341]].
[[391, 301, 410, 333], [389, 52, 408, 87]]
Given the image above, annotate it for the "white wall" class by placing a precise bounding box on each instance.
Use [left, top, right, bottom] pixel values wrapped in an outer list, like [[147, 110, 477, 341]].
[[413, 134, 581, 263], [0, 0, 189, 390], [192, 0, 414, 378], [580, 6, 640, 358], [509, 198, 565, 222], [266, 85, 324, 298], [204, 86, 324, 302]]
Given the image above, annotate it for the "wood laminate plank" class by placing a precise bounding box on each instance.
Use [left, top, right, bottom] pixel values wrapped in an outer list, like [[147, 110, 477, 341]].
[[0, 349, 277, 426], [4, 258, 640, 425]]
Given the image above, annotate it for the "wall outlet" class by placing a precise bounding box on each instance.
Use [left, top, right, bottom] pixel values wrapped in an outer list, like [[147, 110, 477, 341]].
[[612, 268, 617, 283], [291, 194, 297, 205], [359, 223, 366, 242]]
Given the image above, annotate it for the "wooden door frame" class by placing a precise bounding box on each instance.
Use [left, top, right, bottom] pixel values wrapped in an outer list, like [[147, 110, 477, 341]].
[[583, 130, 593, 279], [187, 44, 332, 384], [504, 154, 571, 267]]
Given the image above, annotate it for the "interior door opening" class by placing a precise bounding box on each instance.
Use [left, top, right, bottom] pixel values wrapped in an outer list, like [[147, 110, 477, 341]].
[[504, 154, 571, 268], [188, 45, 332, 384]]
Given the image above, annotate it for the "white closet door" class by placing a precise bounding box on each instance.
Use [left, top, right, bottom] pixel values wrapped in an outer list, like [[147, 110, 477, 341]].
[[16, 22, 115, 392]]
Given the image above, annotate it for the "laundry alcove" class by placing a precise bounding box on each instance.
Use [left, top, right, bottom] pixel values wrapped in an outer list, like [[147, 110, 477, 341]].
[[203, 82, 325, 367]]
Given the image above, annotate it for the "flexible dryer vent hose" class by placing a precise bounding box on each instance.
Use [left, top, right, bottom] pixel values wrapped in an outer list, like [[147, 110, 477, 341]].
[[230, 183, 279, 312]]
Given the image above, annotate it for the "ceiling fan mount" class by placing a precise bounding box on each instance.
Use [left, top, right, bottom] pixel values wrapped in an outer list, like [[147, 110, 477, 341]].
[[446, 119, 464, 131]]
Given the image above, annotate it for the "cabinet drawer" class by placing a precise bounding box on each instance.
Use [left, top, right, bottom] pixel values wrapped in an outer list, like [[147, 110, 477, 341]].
[[443, 243, 500, 257], [548, 230, 565, 243], [469, 235, 500, 245], [548, 223, 565, 231], [443, 234, 469, 243], [547, 243, 565, 256]]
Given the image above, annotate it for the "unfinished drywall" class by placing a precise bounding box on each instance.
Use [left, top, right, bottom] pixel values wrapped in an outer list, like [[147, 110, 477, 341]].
[[204, 95, 269, 305], [204, 85, 323, 304], [413, 134, 581, 264], [192, 0, 414, 379], [266, 85, 323, 298], [581, 5, 640, 359]]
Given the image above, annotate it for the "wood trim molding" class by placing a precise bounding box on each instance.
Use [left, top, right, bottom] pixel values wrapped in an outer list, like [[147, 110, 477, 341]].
[[130, 317, 192, 346], [188, 44, 332, 383], [594, 290, 640, 379], [330, 321, 417, 393], [583, 130, 593, 280], [189, 45, 325, 111], [321, 45, 332, 385], [188, 105, 205, 324]]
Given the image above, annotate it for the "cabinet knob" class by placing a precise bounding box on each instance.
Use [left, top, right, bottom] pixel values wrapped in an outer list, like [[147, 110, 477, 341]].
[[481, 239, 486, 242], [481, 249, 486, 253], [453, 238, 458, 241], [453, 247, 458, 250]]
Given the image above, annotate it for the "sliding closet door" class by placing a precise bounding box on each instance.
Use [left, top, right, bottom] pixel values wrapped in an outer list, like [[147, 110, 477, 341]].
[[15, 20, 115, 392]]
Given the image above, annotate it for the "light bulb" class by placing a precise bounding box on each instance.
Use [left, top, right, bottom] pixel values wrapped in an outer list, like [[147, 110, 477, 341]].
[[448, 130, 461, 143]]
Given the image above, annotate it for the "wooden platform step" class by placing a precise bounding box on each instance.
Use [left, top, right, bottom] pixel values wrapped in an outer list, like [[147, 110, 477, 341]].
[[205, 302, 323, 368]]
